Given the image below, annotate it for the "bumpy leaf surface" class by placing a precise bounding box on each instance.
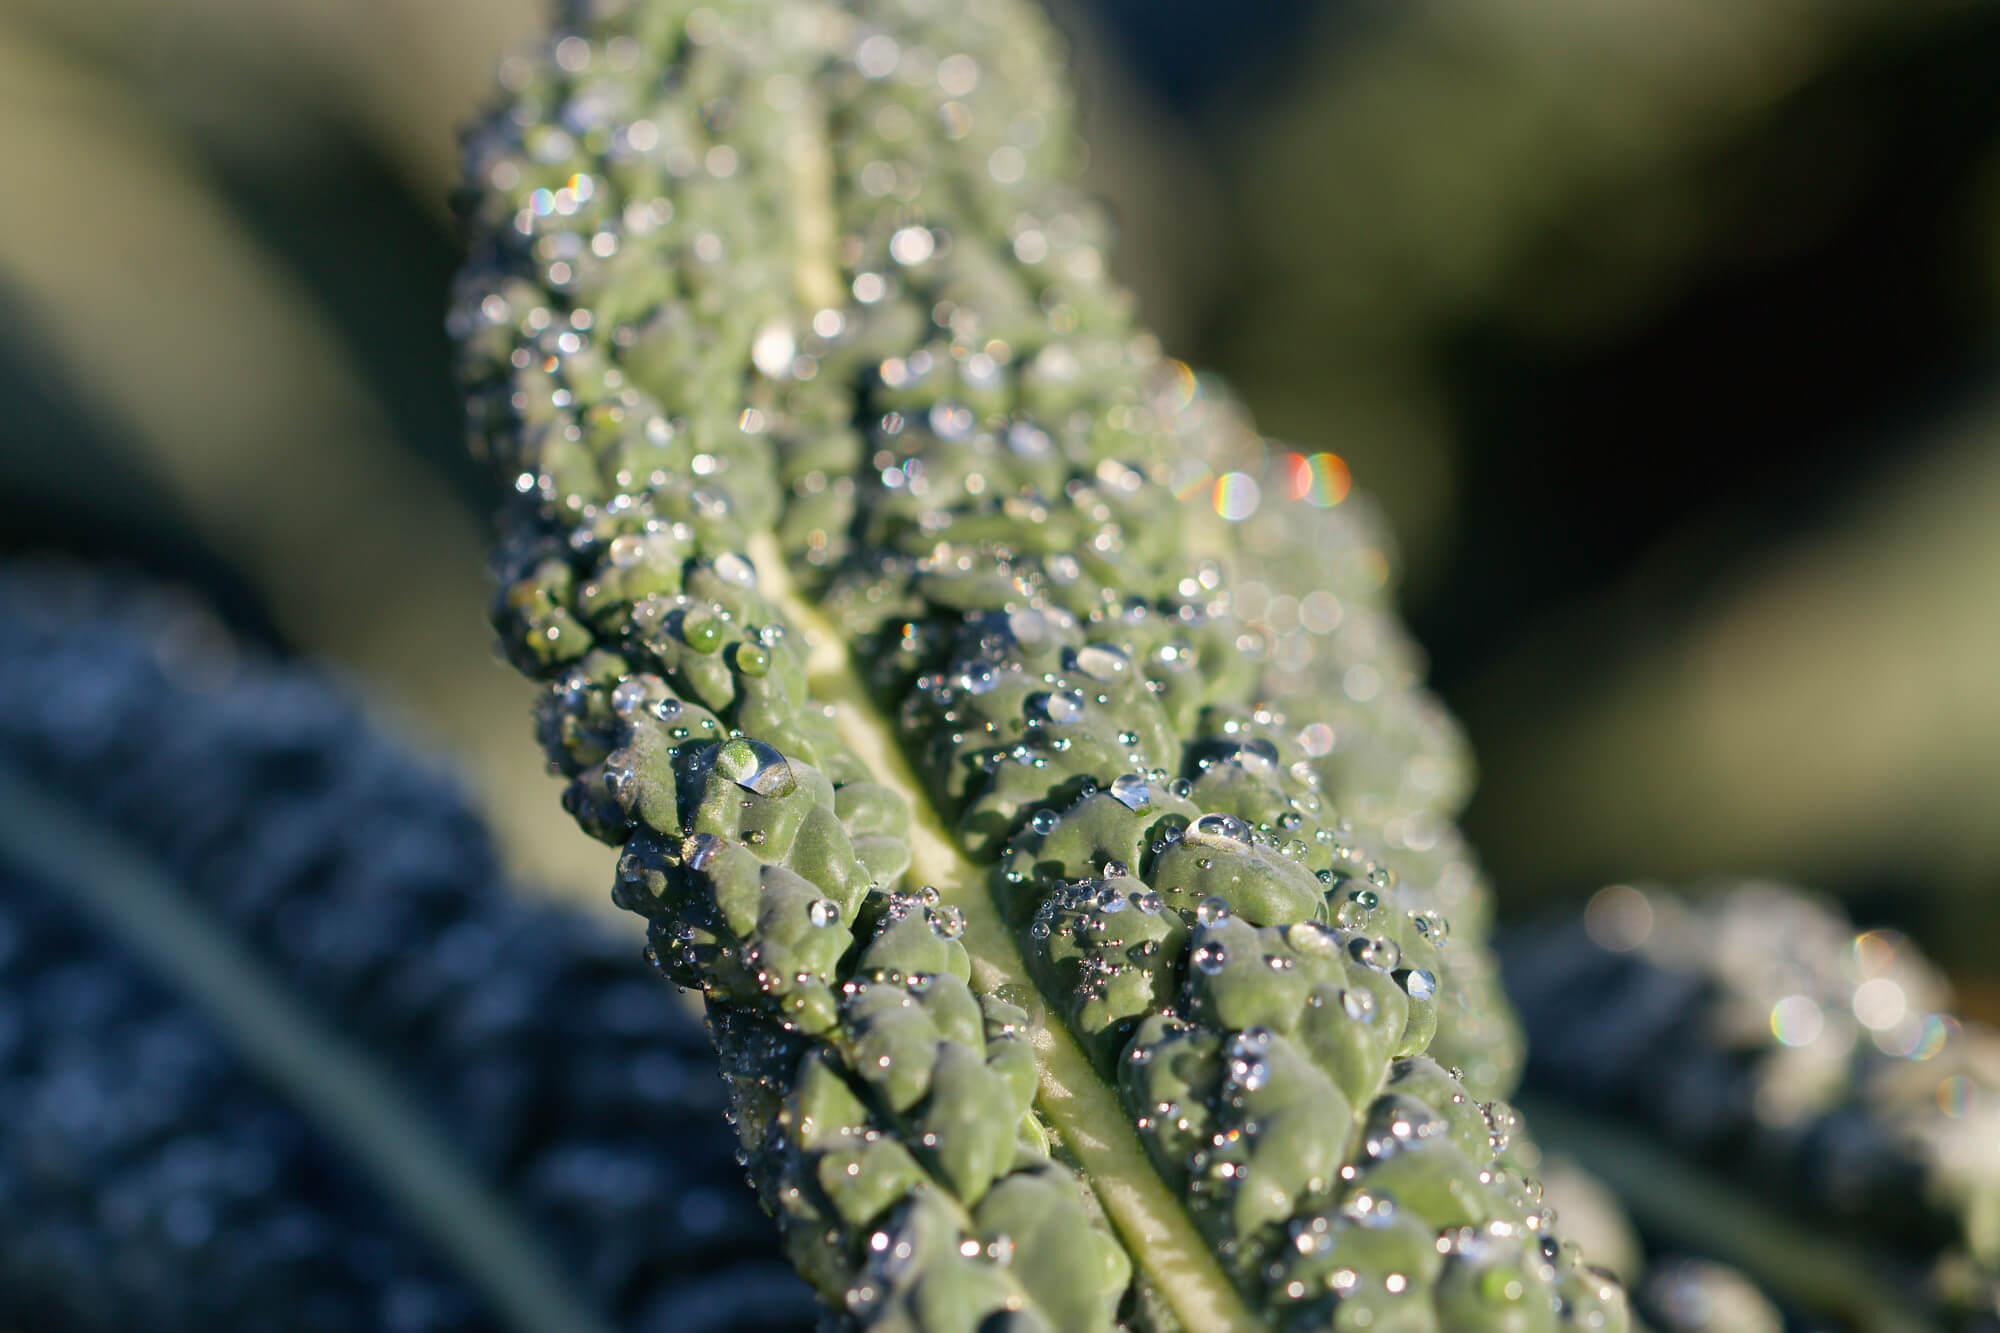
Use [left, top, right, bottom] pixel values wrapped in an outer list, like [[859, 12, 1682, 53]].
[[454, 1, 1624, 1328]]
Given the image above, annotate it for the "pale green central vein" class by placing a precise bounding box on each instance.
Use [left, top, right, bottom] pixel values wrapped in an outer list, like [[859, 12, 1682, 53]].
[[0, 763, 613, 1333], [750, 534, 1260, 1333]]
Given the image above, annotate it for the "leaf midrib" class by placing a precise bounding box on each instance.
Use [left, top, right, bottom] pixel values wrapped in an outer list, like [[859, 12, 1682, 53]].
[[750, 534, 1259, 1333]]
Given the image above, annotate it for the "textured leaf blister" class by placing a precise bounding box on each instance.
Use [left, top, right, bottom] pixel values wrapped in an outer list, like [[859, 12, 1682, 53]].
[[456, 0, 1617, 1326]]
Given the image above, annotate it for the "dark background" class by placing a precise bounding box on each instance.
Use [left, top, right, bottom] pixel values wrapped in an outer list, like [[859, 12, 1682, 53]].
[[3, 0, 1997, 1008]]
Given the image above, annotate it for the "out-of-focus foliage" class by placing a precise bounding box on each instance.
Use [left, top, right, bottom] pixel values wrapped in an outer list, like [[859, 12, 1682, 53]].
[[0, 567, 814, 1332], [1464, 394, 2000, 982], [1505, 882, 2000, 1329], [1215, 0, 2000, 586], [0, 0, 589, 897]]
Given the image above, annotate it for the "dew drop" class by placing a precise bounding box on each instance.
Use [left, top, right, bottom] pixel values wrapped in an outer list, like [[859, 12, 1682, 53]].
[[1038, 690, 1086, 725], [1350, 936, 1401, 973], [956, 662, 1001, 695], [1186, 812, 1252, 851], [713, 551, 758, 587], [611, 677, 651, 718], [1109, 772, 1153, 812], [715, 737, 798, 798], [687, 833, 725, 871], [1073, 643, 1130, 681]]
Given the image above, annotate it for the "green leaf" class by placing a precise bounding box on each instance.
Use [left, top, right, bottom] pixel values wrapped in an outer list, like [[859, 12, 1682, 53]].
[[453, 0, 1620, 1328]]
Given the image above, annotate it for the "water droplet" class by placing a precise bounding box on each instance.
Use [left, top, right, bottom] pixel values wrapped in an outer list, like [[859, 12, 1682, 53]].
[[1186, 812, 1252, 851], [1038, 690, 1086, 725], [687, 833, 725, 871], [1344, 1190, 1398, 1228], [1342, 989, 1376, 1022], [956, 662, 1001, 695], [1410, 909, 1450, 945], [1029, 809, 1060, 836], [1401, 968, 1437, 1001], [714, 738, 798, 798], [736, 643, 772, 677], [1482, 1101, 1522, 1155], [1288, 921, 1338, 955], [713, 551, 758, 587], [1226, 1052, 1270, 1093], [808, 899, 840, 928], [889, 226, 935, 265], [607, 533, 647, 568], [751, 321, 796, 377], [1073, 643, 1130, 681], [1192, 941, 1229, 975], [1349, 936, 1400, 972], [1196, 896, 1231, 925], [1106, 772, 1153, 813], [682, 613, 723, 652], [1008, 607, 1051, 644], [611, 677, 651, 718]]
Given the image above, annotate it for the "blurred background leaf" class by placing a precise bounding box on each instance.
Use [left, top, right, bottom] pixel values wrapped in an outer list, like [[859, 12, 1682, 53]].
[[3, 0, 1998, 1003]]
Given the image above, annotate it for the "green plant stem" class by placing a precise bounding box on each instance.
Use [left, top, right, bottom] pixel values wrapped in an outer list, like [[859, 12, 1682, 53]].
[[1520, 1096, 1939, 1333], [0, 762, 612, 1333]]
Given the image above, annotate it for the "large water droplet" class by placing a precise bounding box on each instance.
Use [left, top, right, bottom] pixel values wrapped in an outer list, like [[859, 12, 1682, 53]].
[[715, 737, 798, 798], [1108, 772, 1152, 812], [1038, 690, 1085, 725], [1192, 942, 1229, 975], [713, 551, 758, 587], [808, 898, 840, 928], [1401, 968, 1437, 1001], [1186, 812, 1252, 851], [1008, 607, 1051, 644], [1073, 643, 1130, 682]]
